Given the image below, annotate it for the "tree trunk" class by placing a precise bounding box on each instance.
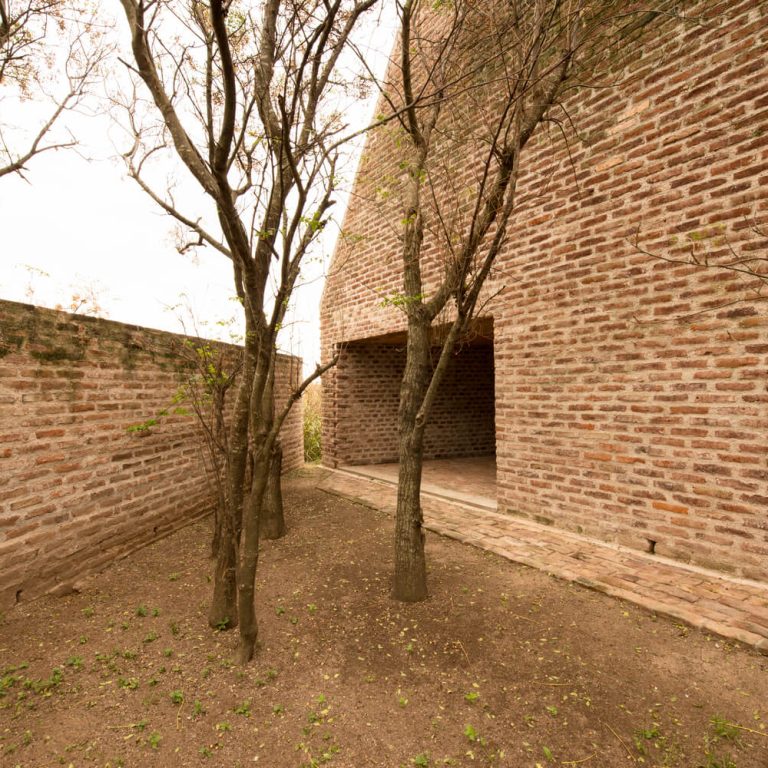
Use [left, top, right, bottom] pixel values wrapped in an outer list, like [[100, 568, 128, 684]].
[[208, 518, 238, 629], [261, 440, 285, 540], [237, 448, 270, 664], [393, 319, 431, 602], [208, 336, 255, 630]]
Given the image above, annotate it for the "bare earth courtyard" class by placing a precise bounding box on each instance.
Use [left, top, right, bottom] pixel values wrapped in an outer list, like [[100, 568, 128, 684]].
[[1, 469, 766, 768]]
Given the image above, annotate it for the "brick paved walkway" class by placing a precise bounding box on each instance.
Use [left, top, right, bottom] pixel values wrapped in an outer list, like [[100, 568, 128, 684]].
[[318, 466, 768, 655]]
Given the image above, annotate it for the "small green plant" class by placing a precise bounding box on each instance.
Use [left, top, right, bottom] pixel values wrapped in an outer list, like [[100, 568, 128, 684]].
[[118, 677, 139, 690], [545, 705, 558, 716], [192, 700, 206, 718], [303, 383, 322, 462], [147, 732, 161, 749], [169, 622, 180, 637], [701, 752, 737, 768], [464, 691, 480, 703], [710, 716, 739, 741], [234, 700, 251, 717], [543, 745, 554, 761], [169, 690, 184, 705], [65, 656, 83, 669], [135, 605, 148, 617], [272, 704, 285, 715], [307, 603, 318, 614], [143, 632, 158, 644], [275, 605, 286, 616], [199, 746, 213, 758], [82, 607, 95, 618], [215, 722, 232, 732], [411, 753, 430, 767], [168, 573, 180, 582], [464, 724, 479, 742], [634, 724, 661, 755], [163, 648, 173, 658]]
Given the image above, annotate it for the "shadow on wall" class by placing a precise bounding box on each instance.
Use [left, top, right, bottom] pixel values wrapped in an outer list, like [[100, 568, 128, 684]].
[[333, 322, 496, 466]]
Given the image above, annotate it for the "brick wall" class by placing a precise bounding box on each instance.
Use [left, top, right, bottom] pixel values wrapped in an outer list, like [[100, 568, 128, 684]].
[[0, 300, 303, 610], [333, 341, 495, 465], [321, 1, 768, 583]]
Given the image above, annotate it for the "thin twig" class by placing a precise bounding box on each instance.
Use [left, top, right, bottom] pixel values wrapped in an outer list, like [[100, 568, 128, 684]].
[[603, 721, 635, 762], [562, 754, 595, 765]]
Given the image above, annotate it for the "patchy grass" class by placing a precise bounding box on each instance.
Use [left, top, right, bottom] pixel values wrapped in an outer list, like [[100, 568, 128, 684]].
[[0, 469, 766, 767]]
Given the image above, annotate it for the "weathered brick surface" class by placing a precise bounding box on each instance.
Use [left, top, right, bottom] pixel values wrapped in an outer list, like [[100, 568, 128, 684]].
[[0, 300, 303, 610], [333, 342, 495, 465], [321, 1, 768, 583]]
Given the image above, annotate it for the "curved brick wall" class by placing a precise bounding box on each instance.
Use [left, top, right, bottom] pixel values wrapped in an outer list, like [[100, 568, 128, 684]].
[[0, 300, 303, 609], [321, 1, 768, 582]]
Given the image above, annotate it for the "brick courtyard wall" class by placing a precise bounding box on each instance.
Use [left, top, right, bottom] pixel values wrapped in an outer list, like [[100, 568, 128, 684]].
[[333, 342, 495, 465], [321, 1, 768, 583], [0, 300, 303, 610]]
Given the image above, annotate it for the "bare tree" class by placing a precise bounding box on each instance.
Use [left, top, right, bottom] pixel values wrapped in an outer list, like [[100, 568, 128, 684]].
[[376, 0, 683, 601], [0, 1, 107, 178], [115, 0, 379, 662]]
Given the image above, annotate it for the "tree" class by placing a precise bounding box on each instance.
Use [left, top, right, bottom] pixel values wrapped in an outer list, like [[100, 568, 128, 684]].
[[0, 1, 107, 178], [115, 0, 380, 662], [377, 0, 682, 601]]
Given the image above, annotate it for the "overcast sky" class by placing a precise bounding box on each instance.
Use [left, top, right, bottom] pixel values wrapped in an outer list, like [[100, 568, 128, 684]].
[[0, 5, 397, 374]]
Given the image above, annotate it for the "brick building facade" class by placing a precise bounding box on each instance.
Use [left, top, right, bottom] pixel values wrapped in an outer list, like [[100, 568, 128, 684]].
[[0, 300, 303, 610], [321, 1, 768, 583]]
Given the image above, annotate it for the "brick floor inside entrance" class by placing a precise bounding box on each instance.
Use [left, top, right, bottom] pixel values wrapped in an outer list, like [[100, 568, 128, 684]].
[[320, 459, 768, 655]]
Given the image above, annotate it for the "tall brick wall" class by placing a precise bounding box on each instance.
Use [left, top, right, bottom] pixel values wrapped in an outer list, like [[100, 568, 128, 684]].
[[0, 300, 303, 610], [321, 1, 768, 582], [333, 341, 495, 465]]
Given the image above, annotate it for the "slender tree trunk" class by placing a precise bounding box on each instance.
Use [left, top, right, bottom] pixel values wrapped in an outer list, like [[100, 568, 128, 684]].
[[236, 447, 270, 664], [208, 333, 255, 629], [208, 520, 239, 629], [237, 338, 278, 664], [393, 319, 431, 602], [261, 440, 285, 540]]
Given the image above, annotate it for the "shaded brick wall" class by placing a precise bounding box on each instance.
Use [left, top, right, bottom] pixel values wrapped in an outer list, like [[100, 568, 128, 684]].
[[333, 342, 495, 465], [321, 1, 768, 582], [0, 301, 303, 609]]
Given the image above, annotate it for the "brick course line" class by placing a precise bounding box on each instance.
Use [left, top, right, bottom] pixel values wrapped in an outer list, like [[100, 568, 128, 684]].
[[318, 468, 768, 655]]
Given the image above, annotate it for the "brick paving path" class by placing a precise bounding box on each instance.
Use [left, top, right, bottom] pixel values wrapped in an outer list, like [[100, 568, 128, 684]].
[[318, 467, 768, 655]]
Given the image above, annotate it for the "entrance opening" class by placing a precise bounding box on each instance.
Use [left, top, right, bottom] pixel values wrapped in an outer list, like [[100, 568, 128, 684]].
[[333, 318, 496, 508]]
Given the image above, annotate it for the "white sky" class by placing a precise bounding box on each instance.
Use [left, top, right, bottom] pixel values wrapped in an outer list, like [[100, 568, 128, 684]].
[[0, 5, 397, 375]]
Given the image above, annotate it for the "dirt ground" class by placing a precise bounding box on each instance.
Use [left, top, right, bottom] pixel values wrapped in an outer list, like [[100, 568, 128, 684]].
[[1, 468, 766, 768]]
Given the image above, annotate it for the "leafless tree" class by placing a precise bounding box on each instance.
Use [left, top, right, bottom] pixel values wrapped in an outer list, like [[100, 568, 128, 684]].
[[0, 1, 108, 178], [378, 0, 684, 601], [115, 0, 380, 662]]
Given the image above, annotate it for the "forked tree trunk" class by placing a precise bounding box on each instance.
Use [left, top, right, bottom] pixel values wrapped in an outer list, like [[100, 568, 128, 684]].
[[393, 321, 431, 602], [261, 440, 285, 540]]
